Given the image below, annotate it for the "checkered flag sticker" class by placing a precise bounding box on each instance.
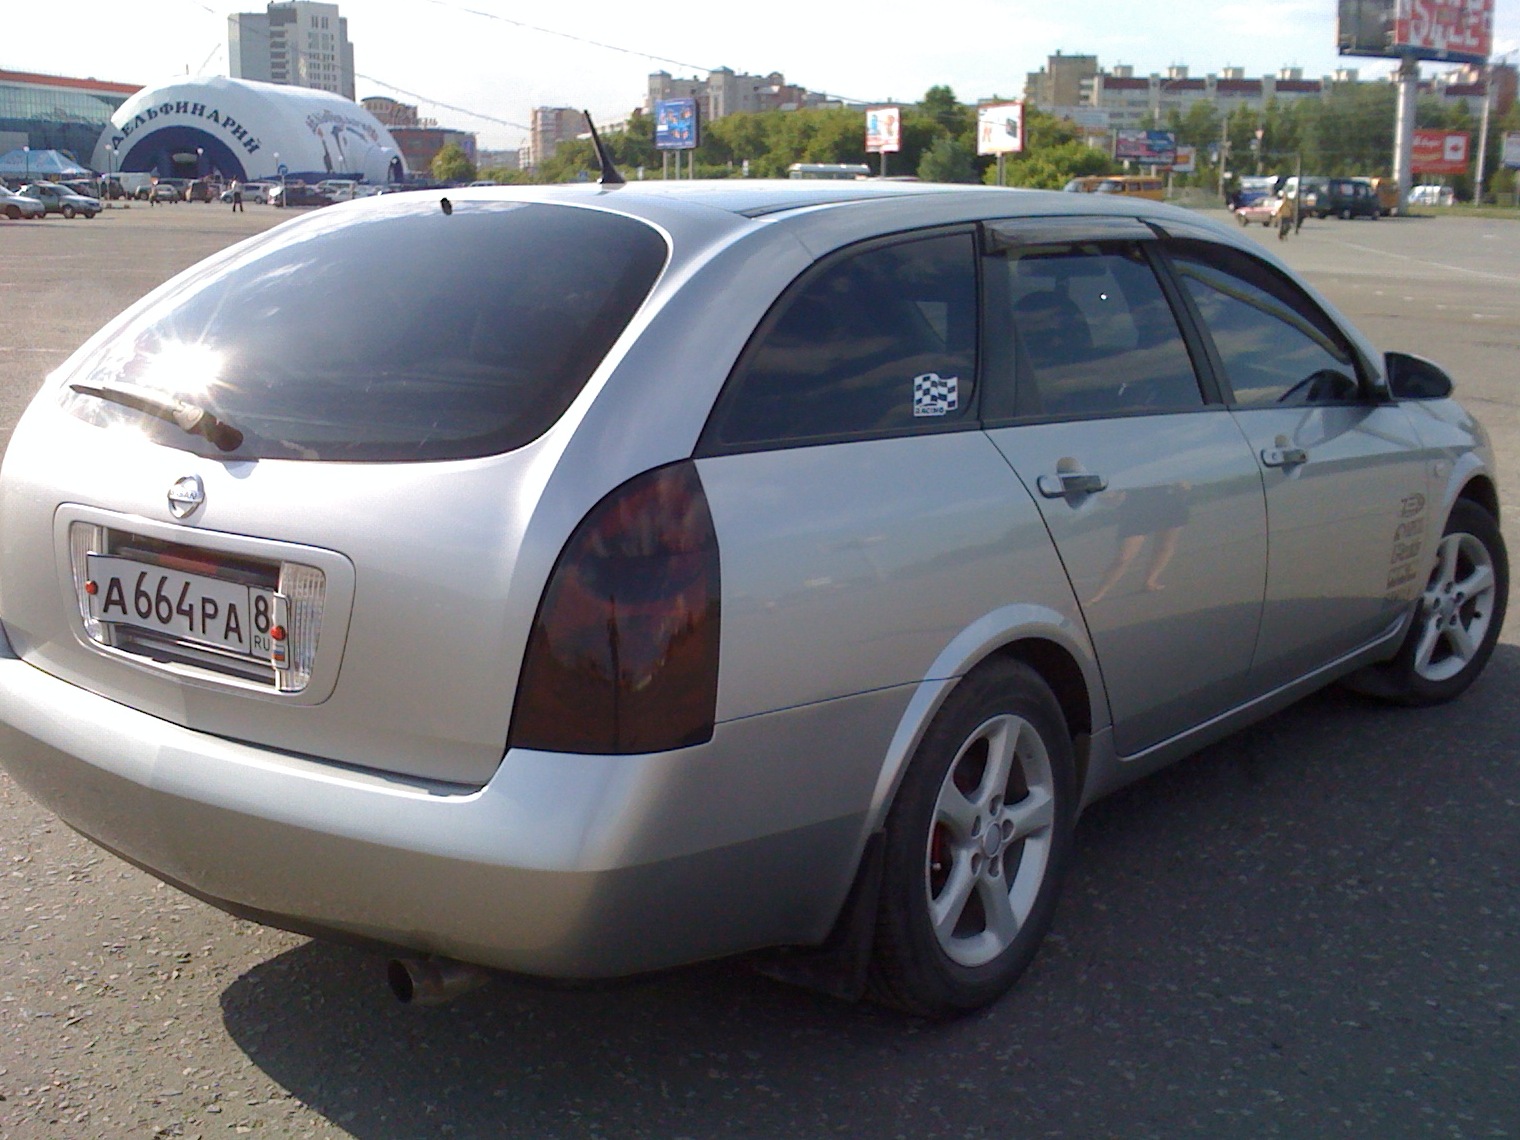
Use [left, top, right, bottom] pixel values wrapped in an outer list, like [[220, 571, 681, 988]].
[[913, 372, 959, 417]]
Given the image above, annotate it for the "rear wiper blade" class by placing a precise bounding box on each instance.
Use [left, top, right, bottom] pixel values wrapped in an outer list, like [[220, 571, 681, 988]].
[[69, 380, 245, 453]]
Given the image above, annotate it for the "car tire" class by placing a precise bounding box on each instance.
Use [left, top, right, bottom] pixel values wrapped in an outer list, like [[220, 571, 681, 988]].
[[869, 660, 1076, 1017], [1346, 499, 1508, 706], [62, 205, 75, 219], [2, 206, 17, 220]]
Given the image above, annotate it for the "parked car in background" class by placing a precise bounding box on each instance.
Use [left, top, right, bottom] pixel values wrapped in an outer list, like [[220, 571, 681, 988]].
[[17, 182, 101, 219], [1409, 184, 1456, 207], [1315, 177, 1381, 220], [0, 183, 1504, 1018], [219, 181, 275, 205], [315, 179, 359, 201], [104, 173, 155, 200], [186, 179, 218, 203], [150, 178, 192, 203], [268, 182, 333, 207], [0, 186, 46, 220]]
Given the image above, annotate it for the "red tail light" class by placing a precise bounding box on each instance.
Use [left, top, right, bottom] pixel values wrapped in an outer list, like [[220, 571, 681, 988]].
[[509, 461, 720, 754]]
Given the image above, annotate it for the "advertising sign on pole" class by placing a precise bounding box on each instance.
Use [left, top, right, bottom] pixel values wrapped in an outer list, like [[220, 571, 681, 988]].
[[1171, 145, 1197, 173], [1337, 0, 1493, 64], [1411, 128, 1470, 174], [1504, 131, 1520, 169], [1114, 129, 1177, 165], [865, 107, 901, 153], [653, 99, 700, 151], [976, 103, 1024, 155]]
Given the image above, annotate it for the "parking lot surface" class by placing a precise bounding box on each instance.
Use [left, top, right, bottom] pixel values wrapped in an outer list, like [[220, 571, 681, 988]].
[[1, 204, 1517, 1138]]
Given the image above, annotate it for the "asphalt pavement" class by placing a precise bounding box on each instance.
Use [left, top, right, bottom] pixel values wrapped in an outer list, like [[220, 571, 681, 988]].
[[0, 202, 1516, 1138]]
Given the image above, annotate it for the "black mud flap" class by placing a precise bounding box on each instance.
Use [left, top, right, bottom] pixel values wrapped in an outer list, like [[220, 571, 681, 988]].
[[750, 831, 884, 1002]]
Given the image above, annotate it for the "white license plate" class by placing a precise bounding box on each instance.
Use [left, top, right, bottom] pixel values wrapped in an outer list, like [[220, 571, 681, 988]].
[[86, 554, 288, 664]]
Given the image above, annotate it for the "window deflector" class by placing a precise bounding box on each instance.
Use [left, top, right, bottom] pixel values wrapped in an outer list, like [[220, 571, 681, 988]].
[[984, 216, 1157, 255]]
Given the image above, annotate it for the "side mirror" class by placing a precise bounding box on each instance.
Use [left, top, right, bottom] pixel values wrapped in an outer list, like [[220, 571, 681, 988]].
[[1384, 351, 1454, 400]]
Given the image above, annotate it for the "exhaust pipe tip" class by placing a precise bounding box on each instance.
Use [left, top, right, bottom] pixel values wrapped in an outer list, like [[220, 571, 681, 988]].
[[387, 956, 492, 1006]]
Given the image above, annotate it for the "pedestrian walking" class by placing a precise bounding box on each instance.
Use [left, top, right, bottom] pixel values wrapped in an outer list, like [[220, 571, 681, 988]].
[[230, 179, 244, 212]]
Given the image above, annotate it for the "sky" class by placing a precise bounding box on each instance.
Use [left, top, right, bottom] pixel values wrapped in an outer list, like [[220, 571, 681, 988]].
[[6, 0, 1520, 152]]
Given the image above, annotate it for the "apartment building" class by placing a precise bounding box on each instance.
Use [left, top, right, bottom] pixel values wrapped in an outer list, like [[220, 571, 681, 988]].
[[230, 1, 356, 102]]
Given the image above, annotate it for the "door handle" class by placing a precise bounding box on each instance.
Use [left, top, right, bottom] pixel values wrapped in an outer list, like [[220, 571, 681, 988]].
[[1260, 446, 1308, 468], [1037, 471, 1108, 498]]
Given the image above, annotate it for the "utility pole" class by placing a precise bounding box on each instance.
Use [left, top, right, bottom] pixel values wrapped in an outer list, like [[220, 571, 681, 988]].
[[1392, 55, 1418, 216], [1475, 61, 1492, 205]]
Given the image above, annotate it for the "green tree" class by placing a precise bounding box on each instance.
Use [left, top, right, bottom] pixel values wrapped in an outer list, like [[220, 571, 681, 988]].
[[917, 136, 977, 183], [430, 142, 476, 184]]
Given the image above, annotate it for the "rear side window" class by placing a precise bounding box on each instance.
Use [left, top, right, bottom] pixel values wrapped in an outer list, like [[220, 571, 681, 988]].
[[983, 240, 1204, 420], [702, 230, 978, 451], [1168, 240, 1362, 406], [62, 200, 668, 461]]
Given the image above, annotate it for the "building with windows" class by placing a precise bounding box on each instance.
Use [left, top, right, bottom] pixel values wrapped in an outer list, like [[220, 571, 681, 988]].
[[230, 1, 355, 102], [523, 106, 586, 170], [646, 68, 837, 125], [0, 69, 139, 166], [1025, 51, 1515, 132]]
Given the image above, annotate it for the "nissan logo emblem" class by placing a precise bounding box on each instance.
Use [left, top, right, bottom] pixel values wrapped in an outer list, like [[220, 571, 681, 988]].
[[167, 475, 205, 519]]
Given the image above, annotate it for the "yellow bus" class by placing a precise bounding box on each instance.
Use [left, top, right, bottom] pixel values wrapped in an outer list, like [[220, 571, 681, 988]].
[[1061, 175, 1165, 200]]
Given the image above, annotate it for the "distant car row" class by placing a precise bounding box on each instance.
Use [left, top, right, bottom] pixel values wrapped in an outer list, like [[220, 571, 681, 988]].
[[0, 183, 101, 219]]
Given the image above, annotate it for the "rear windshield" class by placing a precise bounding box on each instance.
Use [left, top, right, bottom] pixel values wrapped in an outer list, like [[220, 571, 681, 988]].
[[62, 199, 668, 461]]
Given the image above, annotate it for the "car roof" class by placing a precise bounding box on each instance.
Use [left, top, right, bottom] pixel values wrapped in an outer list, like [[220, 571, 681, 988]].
[[416, 178, 1204, 226]]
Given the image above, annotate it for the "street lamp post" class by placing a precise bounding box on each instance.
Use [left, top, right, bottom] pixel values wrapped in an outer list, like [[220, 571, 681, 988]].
[[22, 145, 29, 184]]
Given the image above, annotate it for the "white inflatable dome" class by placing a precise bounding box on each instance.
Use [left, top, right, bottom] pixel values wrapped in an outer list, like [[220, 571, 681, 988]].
[[93, 75, 406, 185]]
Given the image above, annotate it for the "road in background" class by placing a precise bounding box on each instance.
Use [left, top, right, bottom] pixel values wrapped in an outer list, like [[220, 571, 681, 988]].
[[1, 207, 1517, 1138]]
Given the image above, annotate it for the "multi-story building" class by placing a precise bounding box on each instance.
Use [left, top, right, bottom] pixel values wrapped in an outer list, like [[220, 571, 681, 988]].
[[524, 106, 585, 170], [1027, 51, 1514, 132], [1431, 61, 1517, 119], [1023, 52, 1098, 110], [230, 1, 355, 102], [1063, 64, 1342, 129], [0, 68, 139, 161], [646, 68, 837, 125]]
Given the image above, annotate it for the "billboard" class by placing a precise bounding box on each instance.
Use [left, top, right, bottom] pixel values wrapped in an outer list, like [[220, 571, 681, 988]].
[[653, 98, 700, 151], [865, 107, 901, 153], [1114, 129, 1176, 165], [1412, 128, 1470, 173], [1338, 0, 1494, 64], [976, 103, 1024, 155], [1171, 145, 1197, 173], [1504, 131, 1520, 170]]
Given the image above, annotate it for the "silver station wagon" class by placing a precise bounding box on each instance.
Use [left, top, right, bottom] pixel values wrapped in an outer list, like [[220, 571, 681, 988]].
[[0, 182, 1505, 1016]]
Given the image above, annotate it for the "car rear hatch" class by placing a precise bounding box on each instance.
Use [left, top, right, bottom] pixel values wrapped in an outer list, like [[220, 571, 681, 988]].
[[0, 195, 669, 787]]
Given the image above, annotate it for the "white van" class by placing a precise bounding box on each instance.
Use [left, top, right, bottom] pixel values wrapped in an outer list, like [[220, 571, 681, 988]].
[[1408, 184, 1455, 207]]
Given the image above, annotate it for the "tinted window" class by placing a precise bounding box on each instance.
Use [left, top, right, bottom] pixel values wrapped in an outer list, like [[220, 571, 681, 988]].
[[985, 241, 1203, 420], [704, 230, 977, 449], [61, 200, 668, 461], [1169, 241, 1362, 407]]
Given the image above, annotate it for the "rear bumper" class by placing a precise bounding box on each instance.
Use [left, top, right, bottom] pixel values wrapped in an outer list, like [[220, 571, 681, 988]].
[[0, 636, 897, 977]]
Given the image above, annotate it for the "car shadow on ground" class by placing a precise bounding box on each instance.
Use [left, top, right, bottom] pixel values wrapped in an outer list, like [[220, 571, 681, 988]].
[[218, 646, 1520, 1138]]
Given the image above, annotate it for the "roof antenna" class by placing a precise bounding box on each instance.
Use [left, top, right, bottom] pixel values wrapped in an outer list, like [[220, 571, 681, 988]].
[[583, 111, 625, 186]]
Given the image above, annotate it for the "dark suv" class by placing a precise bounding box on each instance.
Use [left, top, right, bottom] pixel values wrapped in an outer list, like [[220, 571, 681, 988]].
[[186, 179, 217, 203], [1315, 177, 1381, 220]]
